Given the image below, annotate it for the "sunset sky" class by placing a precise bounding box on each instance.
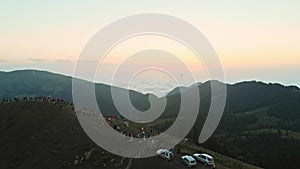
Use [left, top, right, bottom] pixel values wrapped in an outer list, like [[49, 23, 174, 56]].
[[1, 0, 300, 92]]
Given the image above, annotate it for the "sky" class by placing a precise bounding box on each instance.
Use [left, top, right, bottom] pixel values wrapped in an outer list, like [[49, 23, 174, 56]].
[[1, 0, 300, 95]]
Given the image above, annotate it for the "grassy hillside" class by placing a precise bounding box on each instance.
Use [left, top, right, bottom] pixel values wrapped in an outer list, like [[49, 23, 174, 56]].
[[0, 100, 130, 169], [181, 83, 300, 169], [177, 142, 262, 169], [0, 100, 261, 169]]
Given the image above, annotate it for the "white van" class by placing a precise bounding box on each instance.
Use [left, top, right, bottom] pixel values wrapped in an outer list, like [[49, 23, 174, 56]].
[[181, 155, 196, 167], [156, 149, 174, 161], [193, 153, 215, 168]]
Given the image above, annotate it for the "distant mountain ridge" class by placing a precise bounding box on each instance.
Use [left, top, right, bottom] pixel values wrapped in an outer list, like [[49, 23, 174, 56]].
[[1, 70, 300, 118], [1, 69, 299, 129], [1, 69, 298, 99]]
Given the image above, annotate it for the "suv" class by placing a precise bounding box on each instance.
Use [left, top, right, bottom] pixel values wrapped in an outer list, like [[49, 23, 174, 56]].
[[193, 153, 215, 168], [156, 149, 174, 161], [181, 155, 196, 167]]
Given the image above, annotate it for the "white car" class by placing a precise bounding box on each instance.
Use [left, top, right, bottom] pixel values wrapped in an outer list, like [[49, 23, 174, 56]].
[[156, 149, 174, 160], [193, 153, 215, 168], [181, 155, 196, 167]]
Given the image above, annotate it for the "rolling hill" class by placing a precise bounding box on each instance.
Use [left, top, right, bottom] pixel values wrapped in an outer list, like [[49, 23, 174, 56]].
[[0, 99, 263, 169]]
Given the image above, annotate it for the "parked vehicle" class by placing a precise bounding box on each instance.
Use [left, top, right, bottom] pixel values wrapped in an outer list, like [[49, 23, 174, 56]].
[[156, 149, 174, 160], [181, 155, 197, 167], [193, 153, 215, 168]]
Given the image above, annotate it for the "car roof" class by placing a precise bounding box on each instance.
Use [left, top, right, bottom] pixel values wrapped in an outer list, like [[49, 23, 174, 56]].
[[157, 149, 170, 153], [200, 153, 213, 159], [182, 155, 195, 161], [157, 149, 165, 153]]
